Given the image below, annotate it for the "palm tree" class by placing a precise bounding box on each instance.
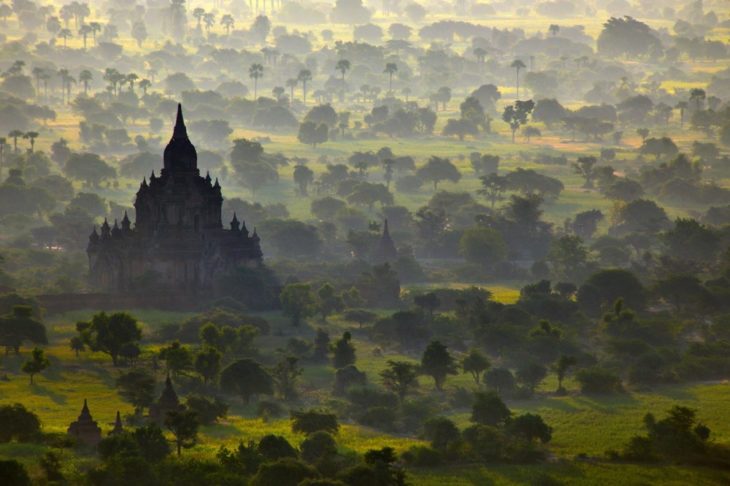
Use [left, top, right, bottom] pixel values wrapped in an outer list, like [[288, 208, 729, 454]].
[[23, 132, 39, 153], [203, 12, 215, 34], [675, 101, 688, 129], [384, 62, 397, 92], [8, 130, 24, 153], [31, 67, 45, 97], [139, 79, 151, 96], [689, 88, 706, 112], [40, 72, 51, 100], [249, 63, 264, 99], [336, 59, 350, 101], [58, 68, 70, 103], [473, 47, 486, 64], [0, 137, 6, 180], [79, 69, 92, 95], [511, 59, 526, 99], [297, 69, 312, 106], [192, 7, 205, 30], [220, 14, 234, 35], [89, 21, 101, 44], [126, 73, 139, 93], [58, 28, 72, 48], [79, 24, 92, 49], [286, 78, 298, 104], [548, 24, 560, 37]]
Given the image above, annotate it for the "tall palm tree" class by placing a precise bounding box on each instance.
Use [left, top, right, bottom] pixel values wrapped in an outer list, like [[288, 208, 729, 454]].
[[220, 14, 234, 35], [89, 21, 101, 44], [689, 88, 706, 112], [58, 68, 70, 103], [675, 101, 688, 129], [40, 72, 51, 100], [297, 69, 312, 106], [31, 67, 45, 97], [8, 130, 24, 153], [79, 69, 92, 95], [510, 59, 526, 99], [79, 24, 92, 49], [58, 28, 72, 48], [139, 79, 151, 96], [0, 137, 6, 180], [286, 78, 298, 104], [192, 7, 205, 30], [126, 73, 139, 93], [336, 59, 350, 101], [249, 63, 264, 99], [23, 132, 39, 153], [203, 12, 215, 34], [384, 62, 397, 92]]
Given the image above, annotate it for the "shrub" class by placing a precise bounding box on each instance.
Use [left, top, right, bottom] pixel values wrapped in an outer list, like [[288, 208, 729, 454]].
[[575, 368, 623, 394]]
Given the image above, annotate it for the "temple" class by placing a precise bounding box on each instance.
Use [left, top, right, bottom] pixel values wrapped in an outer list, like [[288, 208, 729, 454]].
[[372, 219, 398, 264], [87, 104, 263, 292], [67, 399, 102, 446], [149, 375, 183, 424]]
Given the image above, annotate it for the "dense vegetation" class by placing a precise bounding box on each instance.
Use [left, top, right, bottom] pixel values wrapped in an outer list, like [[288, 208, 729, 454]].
[[1, 0, 730, 484]]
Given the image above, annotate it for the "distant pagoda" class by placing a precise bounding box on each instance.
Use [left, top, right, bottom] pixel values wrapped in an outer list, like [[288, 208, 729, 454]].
[[67, 399, 102, 446], [149, 375, 183, 424], [372, 219, 398, 264], [109, 411, 124, 436]]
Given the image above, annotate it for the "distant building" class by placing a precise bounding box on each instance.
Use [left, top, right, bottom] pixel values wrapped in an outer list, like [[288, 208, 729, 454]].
[[110, 411, 124, 436], [372, 219, 398, 264], [149, 375, 183, 424], [87, 104, 263, 293], [67, 399, 102, 446]]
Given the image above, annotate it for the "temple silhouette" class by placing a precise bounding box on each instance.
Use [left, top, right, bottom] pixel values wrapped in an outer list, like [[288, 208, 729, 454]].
[[87, 104, 262, 292]]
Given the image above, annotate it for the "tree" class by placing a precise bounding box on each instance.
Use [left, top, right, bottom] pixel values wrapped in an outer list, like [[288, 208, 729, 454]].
[[159, 341, 193, 377], [317, 283, 343, 320], [221, 14, 235, 34], [510, 59, 526, 99], [459, 227, 507, 267], [332, 332, 356, 368], [416, 156, 461, 191], [502, 100, 535, 142], [572, 156, 598, 188], [21, 347, 49, 385], [421, 340, 457, 391], [220, 358, 274, 404], [0, 306, 47, 354], [484, 367, 516, 395], [577, 269, 646, 315], [384, 63, 397, 92], [298, 69, 312, 105], [194, 347, 221, 385], [479, 173, 508, 209], [336, 59, 350, 99], [462, 349, 491, 385], [76, 312, 142, 366], [549, 24, 560, 36], [69, 336, 85, 357], [165, 409, 199, 456], [575, 367, 623, 394], [0, 460, 30, 485], [300, 431, 337, 464], [297, 121, 328, 147], [65, 153, 116, 188], [116, 369, 156, 415], [640, 137, 679, 160], [280, 283, 317, 327], [507, 413, 552, 443], [471, 391, 511, 425], [291, 409, 339, 435], [423, 417, 460, 451], [523, 126, 541, 143], [442, 118, 478, 141], [516, 362, 547, 395], [271, 356, 302, 401], [554, 355, 577, 393], [249, 63, 264, 99], [0, 404, 41, 443], [380, 360, 419, 401]]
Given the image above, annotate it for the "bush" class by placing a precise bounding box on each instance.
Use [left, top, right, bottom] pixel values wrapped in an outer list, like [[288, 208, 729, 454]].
[[291, 409, 339, 435], [401, 446, 442, 467], [0, 404, 41, 443]]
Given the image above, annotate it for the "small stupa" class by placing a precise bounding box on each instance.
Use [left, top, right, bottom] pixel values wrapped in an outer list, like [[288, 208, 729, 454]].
[[67, 399, 102, 446], [109, 411, 124, 436], [372, 219, 398, 264], [149, 375, 183, 424]]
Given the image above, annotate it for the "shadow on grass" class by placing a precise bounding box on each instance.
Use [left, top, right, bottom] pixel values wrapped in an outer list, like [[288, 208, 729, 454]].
[[202, 422, 248, 440], [31, 383, 67, 404], [569, 392, 640, 413]]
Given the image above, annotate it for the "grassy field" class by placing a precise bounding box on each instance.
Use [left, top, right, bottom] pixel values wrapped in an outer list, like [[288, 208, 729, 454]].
[[1, 307, 730, 483]]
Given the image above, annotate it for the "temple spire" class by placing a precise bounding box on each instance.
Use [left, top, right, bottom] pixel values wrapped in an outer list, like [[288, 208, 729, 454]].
[[173, 103, 187, 138]]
